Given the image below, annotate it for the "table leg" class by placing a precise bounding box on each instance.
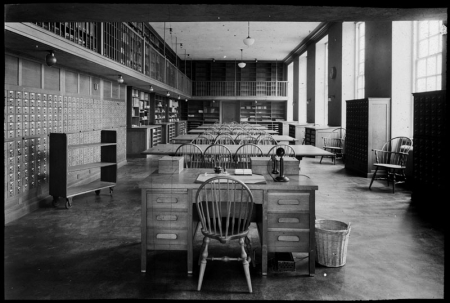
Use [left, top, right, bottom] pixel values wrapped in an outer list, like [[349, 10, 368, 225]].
[[141, 189, 147, 273]]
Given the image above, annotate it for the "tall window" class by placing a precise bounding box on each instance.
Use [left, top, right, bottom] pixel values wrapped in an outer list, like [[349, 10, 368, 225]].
[[324, 42, 328, 123], [414, 20, 443, 92], [355, 22, 365, 99]]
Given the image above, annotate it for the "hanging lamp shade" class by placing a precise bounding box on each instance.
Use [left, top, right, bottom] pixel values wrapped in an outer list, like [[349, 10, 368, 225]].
[[243, 22, 255, 46], [238, 49, 246, 68]]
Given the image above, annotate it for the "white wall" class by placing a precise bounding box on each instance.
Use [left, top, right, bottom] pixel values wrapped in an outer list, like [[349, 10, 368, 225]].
[[341, 22, 356, 129], [392, 21, 414, 138], [298, 54, 308, 123]]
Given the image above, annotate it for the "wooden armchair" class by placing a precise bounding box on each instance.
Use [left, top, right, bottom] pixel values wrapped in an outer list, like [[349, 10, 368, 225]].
[[214, 134, 237, 145], [320, 127, 346, 165], [175, 143, 203, 168], [202, 144, 233, 170], [256, 134, 278, 145], [234, 143, 264, 169], [195, 176, 255, 293], [369, 136, 413, 193]]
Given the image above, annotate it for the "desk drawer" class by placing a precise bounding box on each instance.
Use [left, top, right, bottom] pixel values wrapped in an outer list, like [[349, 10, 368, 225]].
[[267, 229, 310, 252], [146, 189, 188, 209], [147, 210, 188, 229], [267, 192, 310, 212], [146, 228, 187, 250], [267, 212, 309, 229]]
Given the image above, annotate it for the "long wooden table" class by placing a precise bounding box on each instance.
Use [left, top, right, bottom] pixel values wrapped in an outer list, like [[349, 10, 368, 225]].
[[139, 168, 318, 276], [195, 124, 267, 129], [172, 134, 297, 145], [142, 144, 333, 160], [189, 129, 278, 134]]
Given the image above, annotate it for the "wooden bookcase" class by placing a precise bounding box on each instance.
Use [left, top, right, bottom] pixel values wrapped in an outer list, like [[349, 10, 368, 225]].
[[240, 101, 286, 122], [289, 123, 314, 144], [149, 93, 166, 124], [127, 87, 150, 127], [345, 98, 391, 177], [49, 130, 117, 209], [203, 100, 220, 124]]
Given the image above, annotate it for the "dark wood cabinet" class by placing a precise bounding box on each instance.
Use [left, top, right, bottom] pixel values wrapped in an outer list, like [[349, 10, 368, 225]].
[[345, 98, 391, 177]]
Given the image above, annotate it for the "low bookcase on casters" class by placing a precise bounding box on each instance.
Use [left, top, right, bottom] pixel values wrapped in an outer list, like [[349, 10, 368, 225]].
[[49, 130, 117, 209]]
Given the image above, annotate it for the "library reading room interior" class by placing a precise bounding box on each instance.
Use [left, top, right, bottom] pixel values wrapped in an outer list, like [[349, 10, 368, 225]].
[[4, 3, 447, 300]]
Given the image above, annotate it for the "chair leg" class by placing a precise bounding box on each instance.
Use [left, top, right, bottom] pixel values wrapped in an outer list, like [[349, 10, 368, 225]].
[[369, 167, 379, 190], [320, 156, 323, 164], [197, 237, 210, 291], [240, 237, 252, 293], [392, 171, 396, 193], [245, 236, 255, 268]]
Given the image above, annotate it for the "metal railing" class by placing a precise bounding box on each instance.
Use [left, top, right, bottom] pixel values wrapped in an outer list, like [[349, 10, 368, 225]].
[[33, 22, 192, 96], [192, 81, 288, 97]]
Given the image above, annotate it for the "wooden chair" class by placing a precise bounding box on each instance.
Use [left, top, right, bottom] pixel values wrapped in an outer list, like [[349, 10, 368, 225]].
[[175, 143, 203, 168], [195, 176, 255, 293], [234, 143, 264, 169], [320, 127, 346, 165], [202, 144, 233, 170], [256, 134, 278, 145], [369, 136, 413, 193], [236, 134, 258, 145], [214, 134, 236, 145], [191, 135, 213, 145], [267, 144, 296, 158]]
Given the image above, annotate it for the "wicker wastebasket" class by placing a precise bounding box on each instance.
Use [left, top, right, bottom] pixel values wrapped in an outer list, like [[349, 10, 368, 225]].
[[315, 219, 351, 267]]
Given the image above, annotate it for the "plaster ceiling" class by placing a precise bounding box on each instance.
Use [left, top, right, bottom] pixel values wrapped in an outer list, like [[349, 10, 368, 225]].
[[148, 22, 322, 61]]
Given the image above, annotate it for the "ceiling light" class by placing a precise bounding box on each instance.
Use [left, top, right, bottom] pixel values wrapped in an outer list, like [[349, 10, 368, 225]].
[[243, 22, 255, 46], [166, 91, 170, 97], [255, 58, 258, 63], [185, 98, 188, 102], [149, 86, 154, 92], [178, 95, 181, 99], [238, 49, 246, 68], [45, 50, 57, 66], [117, 75, 124, 84]]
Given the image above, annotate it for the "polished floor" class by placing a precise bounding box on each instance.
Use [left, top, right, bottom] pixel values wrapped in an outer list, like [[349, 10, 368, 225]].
[[4, 155, 445, 300]]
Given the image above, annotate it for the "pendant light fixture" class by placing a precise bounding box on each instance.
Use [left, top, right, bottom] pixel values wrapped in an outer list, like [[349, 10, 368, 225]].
[[117, 75, 124, 84], [166, 91, 170, 97], [149, 86, 154, 92], [238, 49, 246, 69], [243, 22, 255, 46], [45, 50, 57, 66]]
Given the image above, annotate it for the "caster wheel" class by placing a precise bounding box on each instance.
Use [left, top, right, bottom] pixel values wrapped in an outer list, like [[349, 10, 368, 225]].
[[52, 196, 59, 207], [95, 190, 100, 195], [65, 198, 72, 209]]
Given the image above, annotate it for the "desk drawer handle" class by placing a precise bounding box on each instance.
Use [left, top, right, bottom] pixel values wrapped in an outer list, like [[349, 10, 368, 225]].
[[278, 218, 299, 223], [156, 233, 177, 240], [156, 197, 178, 203], [278, 199, 299, 205], [156, 215, 178, 221], [278, 236, 299, 242]]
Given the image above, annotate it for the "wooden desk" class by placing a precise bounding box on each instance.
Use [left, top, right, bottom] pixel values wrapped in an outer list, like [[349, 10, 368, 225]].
[[172, 134, 297, 145], [142, 144, 334, 160], [195, 124, 267, 129], [189, 129, 278, 135], [139, 168, 318, 276]]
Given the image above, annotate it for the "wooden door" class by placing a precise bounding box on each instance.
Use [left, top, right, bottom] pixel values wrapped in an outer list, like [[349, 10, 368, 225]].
[[221, 101, 239, 123]]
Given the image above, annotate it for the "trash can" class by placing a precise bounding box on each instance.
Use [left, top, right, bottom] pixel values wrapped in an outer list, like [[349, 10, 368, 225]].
[[315, 219, 351, 267]]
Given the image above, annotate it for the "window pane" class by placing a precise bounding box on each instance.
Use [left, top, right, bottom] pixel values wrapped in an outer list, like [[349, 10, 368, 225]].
[[426, 76, 436, 91], [418, 21, 428, 39], [419, 40, 428, 58], [359, 50, 364, 62], [436, 75, 442, 90], [427, 56, 437, 75], [436, 54, 442, 74], [429, 21, 440, 35], [359, 37, 365, 49], [417, 78, 426, 92], [429, 35, 439, 55], [358, 76, 364, 88], [359, 63, 364, 75], [417, 59, 426, 77]]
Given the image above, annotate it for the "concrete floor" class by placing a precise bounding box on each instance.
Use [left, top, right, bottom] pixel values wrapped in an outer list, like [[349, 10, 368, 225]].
[[4, 156, 445, 300]]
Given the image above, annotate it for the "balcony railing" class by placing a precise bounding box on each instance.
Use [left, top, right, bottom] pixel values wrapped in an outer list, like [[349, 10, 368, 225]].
[[33, 22, 191, 96], [192, 81, 288, 97]]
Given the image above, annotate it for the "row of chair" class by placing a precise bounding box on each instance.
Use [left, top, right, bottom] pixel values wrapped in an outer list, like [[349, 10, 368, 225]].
[[175, 143, 296, 169], [192, 133, 277, 145]]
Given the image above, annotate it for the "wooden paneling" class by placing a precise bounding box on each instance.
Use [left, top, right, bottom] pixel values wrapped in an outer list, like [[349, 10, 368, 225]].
[[79, 74, 90, 95], [43, 65, 60, 91], [65, 70, 78, 93], [5, 54, 19, 86], [22, 59, 41, 89]]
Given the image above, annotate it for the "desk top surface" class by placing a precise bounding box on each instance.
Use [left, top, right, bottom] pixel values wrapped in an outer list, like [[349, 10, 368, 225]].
[[172, 134, 296, 142], [139, 168, 318, 190], [189, 129, 278, 134], [142, 144, 334, 157], [195, 124, 267, 129]]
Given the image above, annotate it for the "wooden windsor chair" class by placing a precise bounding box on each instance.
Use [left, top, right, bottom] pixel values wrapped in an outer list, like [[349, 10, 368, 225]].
[[234, 143, 264, 169], [191, 135, 213, 145], [195, 176, 256, 293], [202, 144, 233, 170], [236, 134, 258, 145], [256, 134, 278, 145], [320, 128, 346, 165], [214, 134, 237, 145], [175, 143, 203, 168]]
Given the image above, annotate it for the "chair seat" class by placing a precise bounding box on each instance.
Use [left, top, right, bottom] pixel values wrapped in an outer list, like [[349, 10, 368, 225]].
[[201, 217, 249, 243], [373, 163, 406, 169], [324, 146, 342, 152]]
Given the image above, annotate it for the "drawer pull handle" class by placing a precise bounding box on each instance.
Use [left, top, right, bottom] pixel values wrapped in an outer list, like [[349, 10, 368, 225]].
[[156, 233, 177, 240], [278, 199, 299, 205], [156, 215, 178, 221], [156, 197, 178, 203], [278, 236, 299, 242], [278, 218, 299, 223]]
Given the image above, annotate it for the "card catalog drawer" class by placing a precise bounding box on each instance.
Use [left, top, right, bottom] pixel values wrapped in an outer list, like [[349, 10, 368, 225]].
[[146, 228, 187, 250], [147, 210, 188, 229], [267, 229, 310, 252], [267, 192, 310, 212], [146, 189, 188, 209], [267, 213, 310, 229]]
